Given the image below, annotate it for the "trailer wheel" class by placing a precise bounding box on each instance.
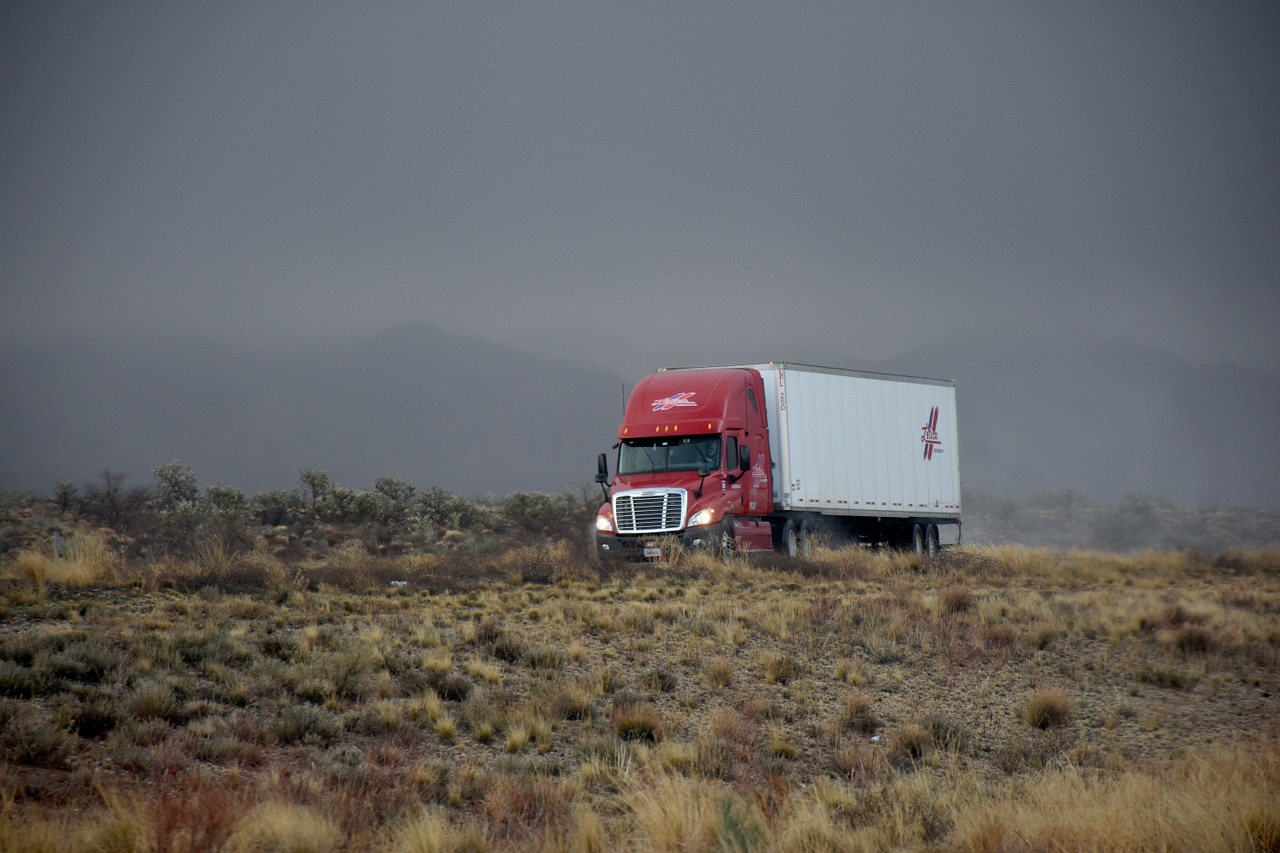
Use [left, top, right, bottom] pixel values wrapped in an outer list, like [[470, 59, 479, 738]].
[[925, 524, 940, 557], [910, 523, 925, 555], [799, 518, 823, 557], [780, 520, 800, 558]]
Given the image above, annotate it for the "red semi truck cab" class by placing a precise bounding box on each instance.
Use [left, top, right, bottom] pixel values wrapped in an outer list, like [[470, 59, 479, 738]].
[[593, 367, 777, 559]]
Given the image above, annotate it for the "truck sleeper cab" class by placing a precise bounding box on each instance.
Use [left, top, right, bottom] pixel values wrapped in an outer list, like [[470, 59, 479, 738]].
[[593, 367, 774, 560]]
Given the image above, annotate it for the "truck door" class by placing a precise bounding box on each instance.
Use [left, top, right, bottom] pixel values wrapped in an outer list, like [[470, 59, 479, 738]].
[[742, 381, 772, 515]]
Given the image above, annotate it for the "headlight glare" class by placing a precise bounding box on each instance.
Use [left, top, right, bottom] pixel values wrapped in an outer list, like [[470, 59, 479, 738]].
[[688, 508, 716, 527]]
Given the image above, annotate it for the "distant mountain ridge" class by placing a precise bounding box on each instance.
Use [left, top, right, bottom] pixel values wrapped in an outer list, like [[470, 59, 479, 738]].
[[0, 322, 624, 497], [2, 326, 1277, 508]]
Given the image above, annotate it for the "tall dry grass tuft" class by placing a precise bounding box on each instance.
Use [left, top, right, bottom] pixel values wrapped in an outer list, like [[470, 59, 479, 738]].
[[7, 551, 49, 589], [480, 776, 580, 839], [223, 802, 343, 853], [776, 794, 863, 852], [612, 700, 665, 742], [1023, 687, 1073, 730], [0, 795, 152, 853], [4, 531, 118, 589], [387, 807, 491, 853], [56, 530, 120, 585], [952, 742, 1280, 852], [978, 544, 1057, 578], [624, 773, 769, 852]]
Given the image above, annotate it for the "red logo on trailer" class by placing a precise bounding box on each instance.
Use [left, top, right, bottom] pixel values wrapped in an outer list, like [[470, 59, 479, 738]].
[[651, 392, 698, 411], [921, 407, 942, 460]]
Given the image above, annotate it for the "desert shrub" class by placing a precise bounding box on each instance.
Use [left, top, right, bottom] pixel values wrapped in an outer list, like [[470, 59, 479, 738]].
[[125, 679, 182, 723], [274, 705, 341, 745], [153, 460, 200, 510], [762, 652, 802, 685], [1161, 624, 1215, 655], [298, 468, 332, 507], [205, 483, 247, 516], [0, 702, 75, 769], [1136, 664, 1197, 689], [887, 724, 933, 769], [613, 700, 664, 742], [1023, 687, 1073, 729], [832, 691, 881, 736], [418, 487, 492, 530], [53, 480, 78, 513], [489, 634, 527, 665], [500, 491, 585, 540], [432, 672, 474, 702], [922, 714, 970, 753], [253, 489, 302, 526], [939, 584, 975, 614], [0, 660, 37, 697], [80, 469, 153, 531], [315, 485, 359, 523], [369, 476, 416, 526], [480, 775, 579, 836], [35, 638, 123, 685], [1139, 603, 1197, 632], [352, 700, 405, 735], [706, 658, 735, 688], [536, 682, 592, 721], [68, 695, 121, 739], [642, 666, 678, 693], [341, 489, 390, 526], [497, 543, 579, 584], [523, 644, 565, 671]]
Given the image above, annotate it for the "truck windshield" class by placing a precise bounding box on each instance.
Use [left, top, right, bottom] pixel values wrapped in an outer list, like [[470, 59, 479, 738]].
[[618, 436, 722, 475]]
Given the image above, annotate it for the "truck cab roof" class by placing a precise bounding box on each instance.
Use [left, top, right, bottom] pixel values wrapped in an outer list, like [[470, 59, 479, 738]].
[[619, 367, 762, 438]]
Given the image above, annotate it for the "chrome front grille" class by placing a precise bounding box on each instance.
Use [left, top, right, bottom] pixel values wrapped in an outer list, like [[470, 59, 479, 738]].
[[613, 489, 687, 534]]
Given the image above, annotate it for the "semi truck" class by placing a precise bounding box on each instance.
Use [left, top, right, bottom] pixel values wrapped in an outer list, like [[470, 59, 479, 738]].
[[592, 362, 961, 560]]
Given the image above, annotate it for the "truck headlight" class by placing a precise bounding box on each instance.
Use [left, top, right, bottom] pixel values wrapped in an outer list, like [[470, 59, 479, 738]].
[[595, 513, 614, 533], [688, 507, 716, 528]]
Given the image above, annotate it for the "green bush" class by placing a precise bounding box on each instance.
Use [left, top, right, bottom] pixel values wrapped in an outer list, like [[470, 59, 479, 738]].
[[500, 491, 584, 539]]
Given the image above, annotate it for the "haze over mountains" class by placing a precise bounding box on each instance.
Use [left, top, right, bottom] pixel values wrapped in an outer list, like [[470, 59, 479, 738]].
[[2, 324, 1277, 509]]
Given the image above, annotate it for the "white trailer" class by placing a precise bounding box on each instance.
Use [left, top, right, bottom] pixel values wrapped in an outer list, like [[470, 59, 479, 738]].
[[747, 363, 961, 553]]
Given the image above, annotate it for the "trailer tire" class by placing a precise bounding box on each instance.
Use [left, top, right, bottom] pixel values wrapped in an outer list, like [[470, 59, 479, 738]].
[[925, 524, 940, 557], [910, 523, 925, 555], [799, 518, 823, 557]]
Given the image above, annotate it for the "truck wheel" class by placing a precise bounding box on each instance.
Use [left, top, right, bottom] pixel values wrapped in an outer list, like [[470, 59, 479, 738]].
[[780, 520, 800, 558], [910, 523, 925, 555], [925, 524, 940, 557], [715, 516, 736, 556]]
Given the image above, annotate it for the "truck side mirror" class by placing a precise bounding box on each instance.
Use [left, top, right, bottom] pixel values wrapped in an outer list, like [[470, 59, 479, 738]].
[[739, 445, 751, 472], [595, 452, 609, 484]]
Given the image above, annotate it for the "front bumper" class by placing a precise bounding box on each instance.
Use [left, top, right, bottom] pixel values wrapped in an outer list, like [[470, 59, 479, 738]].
[[593, 528, 718, 561]]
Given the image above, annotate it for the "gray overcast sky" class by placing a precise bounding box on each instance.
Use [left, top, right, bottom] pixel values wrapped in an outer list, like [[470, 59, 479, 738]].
[[2, 1, 1278, 378]]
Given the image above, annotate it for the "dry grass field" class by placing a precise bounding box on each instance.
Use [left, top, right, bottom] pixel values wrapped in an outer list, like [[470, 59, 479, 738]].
[[1, 538, 1278, 851]]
